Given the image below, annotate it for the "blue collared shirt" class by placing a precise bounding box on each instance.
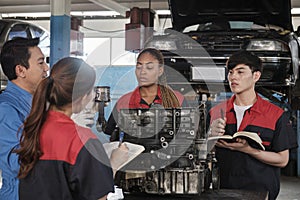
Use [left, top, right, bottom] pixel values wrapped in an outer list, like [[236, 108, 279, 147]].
[[0, 81, 32, 200]]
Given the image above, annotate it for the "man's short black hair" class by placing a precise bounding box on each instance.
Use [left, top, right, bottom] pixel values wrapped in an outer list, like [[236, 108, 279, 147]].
[[226, 50, 263, 72], [0, 37, 40, 80]]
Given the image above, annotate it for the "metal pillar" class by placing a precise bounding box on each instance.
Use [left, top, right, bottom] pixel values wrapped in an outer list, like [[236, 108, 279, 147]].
[[50, 0, 71, 67]]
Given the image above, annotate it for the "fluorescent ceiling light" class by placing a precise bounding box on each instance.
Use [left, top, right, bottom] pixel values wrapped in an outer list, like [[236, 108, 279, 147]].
[[71, 11, 120, 16], [291, 8, 300, 14], [0, 10, 169, 18], [1, 12, 51, 18], [88, 0, 128, 17], [0, 11, 121, 18], [155, 10, 171, 15]]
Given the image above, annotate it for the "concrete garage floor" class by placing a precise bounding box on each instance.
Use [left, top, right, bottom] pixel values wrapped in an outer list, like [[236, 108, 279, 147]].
[[278, 176, 300, 200], [1, 174, 299, 199], [122, 175, 300, 200]]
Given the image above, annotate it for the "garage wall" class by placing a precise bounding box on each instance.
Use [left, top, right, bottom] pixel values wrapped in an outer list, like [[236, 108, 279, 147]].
[[293, 17, 300, 30], [29, 16, 300, 67]]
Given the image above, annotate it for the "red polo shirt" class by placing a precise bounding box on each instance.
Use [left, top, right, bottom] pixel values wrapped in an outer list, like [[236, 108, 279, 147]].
[[105, 86, 185, 136], [116, 86, 185, 111]]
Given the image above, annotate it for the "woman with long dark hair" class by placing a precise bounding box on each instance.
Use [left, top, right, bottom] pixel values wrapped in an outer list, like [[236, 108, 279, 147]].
[[16, 57, 127, 200]]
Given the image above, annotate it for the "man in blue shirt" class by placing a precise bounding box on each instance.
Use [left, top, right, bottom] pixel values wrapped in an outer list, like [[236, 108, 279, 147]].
[[0, 37, 49, 199]]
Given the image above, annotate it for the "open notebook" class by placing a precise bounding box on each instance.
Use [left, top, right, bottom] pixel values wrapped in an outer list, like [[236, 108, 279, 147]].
[[103, 141, 145, 170], [208, 131, 265, 150]]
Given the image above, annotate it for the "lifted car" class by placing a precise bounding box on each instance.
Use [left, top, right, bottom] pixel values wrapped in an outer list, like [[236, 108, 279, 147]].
[[0, 19, 50, 92], [146, 0, 300, 108]]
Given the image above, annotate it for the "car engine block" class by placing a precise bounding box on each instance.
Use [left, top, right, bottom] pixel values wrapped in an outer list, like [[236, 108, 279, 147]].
[[115, 105, 219, 195]]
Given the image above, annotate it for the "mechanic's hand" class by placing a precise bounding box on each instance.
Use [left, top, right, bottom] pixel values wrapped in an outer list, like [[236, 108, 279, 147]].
[[216, 137, 252, 153], [209, 117, 226, 136], [72, 100, 98, 128], [71, 109, 96, 128]]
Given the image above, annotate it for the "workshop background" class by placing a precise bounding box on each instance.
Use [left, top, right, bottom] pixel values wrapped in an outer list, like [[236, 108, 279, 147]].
[[0, 0, 300, 199]]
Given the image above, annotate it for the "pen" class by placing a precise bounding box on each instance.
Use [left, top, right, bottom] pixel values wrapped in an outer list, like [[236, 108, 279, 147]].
[[119, 131, 124, 147], [220, 109, 224, 120]]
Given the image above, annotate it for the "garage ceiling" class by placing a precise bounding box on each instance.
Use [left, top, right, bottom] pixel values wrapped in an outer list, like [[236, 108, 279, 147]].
[[0, 0, 168, 16], [0, 0, 299, 17]]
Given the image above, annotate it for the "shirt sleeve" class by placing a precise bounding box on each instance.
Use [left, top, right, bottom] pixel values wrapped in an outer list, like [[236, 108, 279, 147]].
[[68, 138, 114, 199], [0, 104, 23, 176], [272, 112, 298, 152]]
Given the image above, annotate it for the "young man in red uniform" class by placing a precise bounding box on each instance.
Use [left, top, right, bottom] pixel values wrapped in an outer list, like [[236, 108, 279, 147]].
[[209, 50, 298, 200]]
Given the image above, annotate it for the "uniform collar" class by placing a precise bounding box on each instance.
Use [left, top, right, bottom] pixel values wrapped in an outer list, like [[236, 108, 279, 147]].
[[7, 81, 32, 99], [47, 110, 73, 123], [130, 85, 162, 106], [227, 93, 263, 114]]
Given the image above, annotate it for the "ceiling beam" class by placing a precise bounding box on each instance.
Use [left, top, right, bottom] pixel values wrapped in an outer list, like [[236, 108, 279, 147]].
[[88, 0, 129, 17], [0, 3, 106, 13], [121, 2, 169, 10], [0, 5, 50, 13], [292, 0, 300, 8]]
